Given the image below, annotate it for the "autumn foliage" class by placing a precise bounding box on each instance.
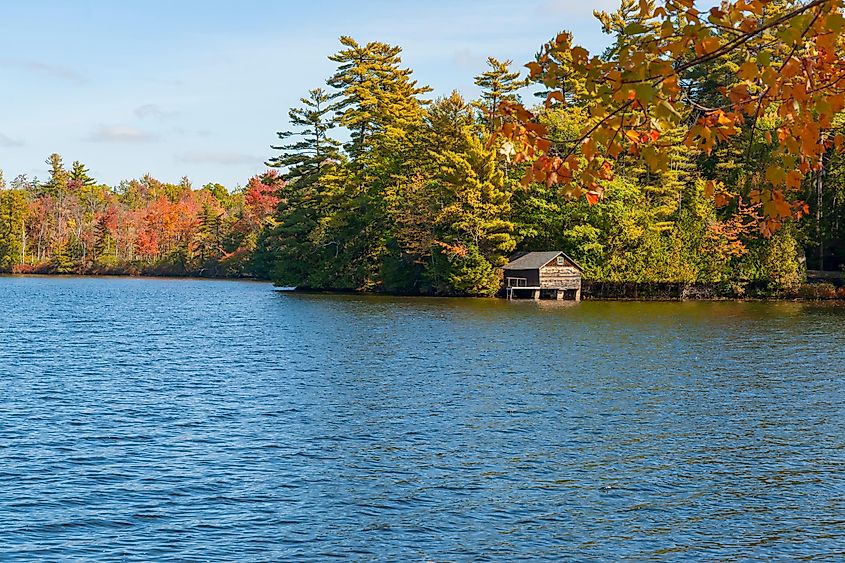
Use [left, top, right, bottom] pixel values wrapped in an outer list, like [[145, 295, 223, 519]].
[[0, 157, 280, 276], [6, 9, 845, 292], [495, 0, 845, 235]]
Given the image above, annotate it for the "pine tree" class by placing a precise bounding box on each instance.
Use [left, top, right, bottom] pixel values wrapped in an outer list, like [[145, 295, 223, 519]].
[[92, 209, 117, 265], [266, 89, 344, 288], [328, 36, 431, 160], [43, 153, 69, 197], [473, 57, 524, 131], [385, 92, 476, 277], [69, 161, 96, 188], [323, 36, 431, 289], [51, 238, 74, 273], [433, 126, 516, 269], [268, 88, 341, 186], [391, 92, 516, 295], [196, 203, 224, 264], [528, 31, 585, 105], [0, 189, 28, 268]]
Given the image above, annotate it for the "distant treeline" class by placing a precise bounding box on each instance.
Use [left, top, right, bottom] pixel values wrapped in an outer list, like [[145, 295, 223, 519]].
[[0, 159, 279, 277]]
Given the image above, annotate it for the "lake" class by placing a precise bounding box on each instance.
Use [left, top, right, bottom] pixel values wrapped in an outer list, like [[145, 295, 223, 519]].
[[1, 276, 844, 561]]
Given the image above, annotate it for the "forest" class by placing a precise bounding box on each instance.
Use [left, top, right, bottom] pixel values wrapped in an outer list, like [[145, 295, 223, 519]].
[[2, 0, 845, 296], [0, 160, 279, 277]]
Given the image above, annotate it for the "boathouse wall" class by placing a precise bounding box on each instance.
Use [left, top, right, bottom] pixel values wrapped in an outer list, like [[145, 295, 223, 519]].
[[539, 264, 581, 289], [504, 268, 540, 287]]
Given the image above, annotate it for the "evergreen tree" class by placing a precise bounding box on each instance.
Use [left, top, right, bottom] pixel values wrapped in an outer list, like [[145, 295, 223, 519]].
[[196, 203, 224, 264], [430, 122, 516, 294], [265, 90, 343, 288], [44, 153, 69, 197], [388, 92, 516, 295], [0, 190, 28, 268], [69, 161, 96, 188], [51, 238, 74, 273], [325, 36, 431, 289], [473, 57, 524, 131], [328, 36, 430, 160], [268, 88, 341, 188], [92, 209, 117, 264]]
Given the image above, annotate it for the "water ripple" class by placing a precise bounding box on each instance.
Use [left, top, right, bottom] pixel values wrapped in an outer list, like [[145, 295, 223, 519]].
[[1, 277, 845, 560]]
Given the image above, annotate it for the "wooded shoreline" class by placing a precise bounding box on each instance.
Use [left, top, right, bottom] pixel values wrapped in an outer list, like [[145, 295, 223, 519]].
[[5, 271, 845, 301]]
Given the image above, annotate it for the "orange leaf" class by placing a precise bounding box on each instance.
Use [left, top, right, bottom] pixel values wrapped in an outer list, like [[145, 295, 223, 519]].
[[785, 170, 803, 190], [544, 91, 565, 108], [582, 139, 597, 161], [570, 46, 589, 65], [695, 36, 721, 57], [536, 138, 552, 154], [526, 62, 542, 78]]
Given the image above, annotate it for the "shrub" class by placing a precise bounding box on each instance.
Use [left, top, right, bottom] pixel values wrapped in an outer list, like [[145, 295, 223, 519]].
[[798, 283, 838, 300]]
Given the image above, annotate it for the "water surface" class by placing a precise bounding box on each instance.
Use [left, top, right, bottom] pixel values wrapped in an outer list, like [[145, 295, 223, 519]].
[[1, 276, 844, 560]]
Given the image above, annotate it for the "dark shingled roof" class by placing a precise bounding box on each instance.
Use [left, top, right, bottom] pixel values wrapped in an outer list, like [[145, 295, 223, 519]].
[[503, 251, 583, 271]]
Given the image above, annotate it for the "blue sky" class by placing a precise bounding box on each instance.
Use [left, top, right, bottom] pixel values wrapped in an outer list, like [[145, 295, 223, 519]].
[[0, 0, 617, 188]]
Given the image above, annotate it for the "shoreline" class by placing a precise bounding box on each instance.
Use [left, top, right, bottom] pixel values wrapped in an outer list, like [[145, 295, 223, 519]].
[[4, 273, 845, 302], [283, 287, 845, 303], [0, 271, 270, 283]]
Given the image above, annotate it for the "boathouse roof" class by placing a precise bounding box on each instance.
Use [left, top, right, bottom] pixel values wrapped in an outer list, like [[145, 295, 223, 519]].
[[503, 251, 583, 272]]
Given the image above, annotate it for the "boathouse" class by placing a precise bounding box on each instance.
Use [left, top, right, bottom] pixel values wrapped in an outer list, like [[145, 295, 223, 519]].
[[502, 251, 583, 300]]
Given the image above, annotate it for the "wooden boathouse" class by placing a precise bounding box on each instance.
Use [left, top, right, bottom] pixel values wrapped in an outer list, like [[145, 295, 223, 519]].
[[502, 251, 583, 300]]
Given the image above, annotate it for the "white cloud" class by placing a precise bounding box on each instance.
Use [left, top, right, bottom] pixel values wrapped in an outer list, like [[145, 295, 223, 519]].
[[176, 151, 258, 165], [0, 58, 86, 84], [0, 133, 23, 147], [452, 48, 482, 71], [134, 104, 179, 120], [87, 125, 158, 143]]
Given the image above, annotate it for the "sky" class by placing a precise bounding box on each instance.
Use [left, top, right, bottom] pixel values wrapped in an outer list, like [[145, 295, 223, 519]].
[[0, 0, 618, 189]]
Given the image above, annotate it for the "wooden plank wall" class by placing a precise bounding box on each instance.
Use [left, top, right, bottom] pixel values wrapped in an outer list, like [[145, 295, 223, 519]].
[[539, 266, 581, 289]]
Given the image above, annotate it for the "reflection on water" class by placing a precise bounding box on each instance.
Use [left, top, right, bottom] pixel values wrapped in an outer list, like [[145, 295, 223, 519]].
[[1, 276, 844, 560]]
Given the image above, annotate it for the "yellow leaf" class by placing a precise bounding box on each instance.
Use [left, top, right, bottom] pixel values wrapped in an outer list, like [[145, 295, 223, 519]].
[[765, 165, 786, 185], [642, 145, 658, 170], [716, 111, 734, 126], [737, 61, 758, 82]]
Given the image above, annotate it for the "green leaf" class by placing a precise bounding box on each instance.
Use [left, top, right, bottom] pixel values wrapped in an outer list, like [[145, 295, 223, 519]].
[[624, 22, 649, 35], [633, 82, 656, 103]]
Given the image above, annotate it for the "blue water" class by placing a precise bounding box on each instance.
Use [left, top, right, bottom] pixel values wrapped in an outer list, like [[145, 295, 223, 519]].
[[1, 276, 844, 561]]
